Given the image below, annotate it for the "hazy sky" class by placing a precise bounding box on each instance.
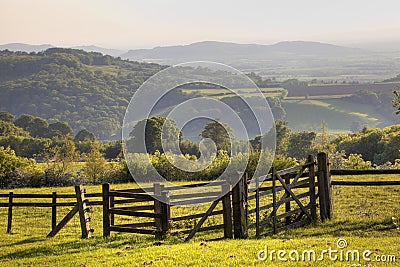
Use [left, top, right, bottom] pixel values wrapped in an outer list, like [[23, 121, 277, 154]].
[[1, 0, 399, 49]]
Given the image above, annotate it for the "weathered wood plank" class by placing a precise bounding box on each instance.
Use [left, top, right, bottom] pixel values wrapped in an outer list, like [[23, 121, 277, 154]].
[[331, 169, 400, 175], [331, 180, 400, 186], [184, 199, 220, 242], [109, 208, 161, 218], [47, 205, 79, 237]]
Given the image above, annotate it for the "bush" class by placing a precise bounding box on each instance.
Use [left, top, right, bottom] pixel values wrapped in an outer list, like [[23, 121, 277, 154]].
[[0, 146, 43, 188]]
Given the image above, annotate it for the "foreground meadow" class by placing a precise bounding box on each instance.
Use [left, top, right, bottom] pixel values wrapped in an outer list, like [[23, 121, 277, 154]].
[[0, 175, 399, 266]]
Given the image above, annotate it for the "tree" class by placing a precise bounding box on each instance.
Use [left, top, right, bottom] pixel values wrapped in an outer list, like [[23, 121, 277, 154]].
[[129, 116, 181, 154], [0, 146, 41, 188], [274, 120, 291, 155], [83, 142, 107, 184], [47, 122, 73, 138], [314, 121, 336, 154], [250, 120, 290, 155], [334, 128, 384, 162], [201, 120, 233, 155], [0, 111, 15, 123], [0, 121, 29, 137], [104, 141, 122, 159], [46, 138, 79, 176], [14, 114, 48, 137], [74, 129, 96, 142], [393, 88, 400, 114], [287, 131, 317, 159]]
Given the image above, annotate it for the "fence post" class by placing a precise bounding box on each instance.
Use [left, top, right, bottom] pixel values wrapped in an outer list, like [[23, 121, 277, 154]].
[[255, 176, 260, 237], [160, 190, 170, 238], [317, 152, 332, 221], [75, 185, 92, 238], [272, 167, 277, 234], [7, 192, 13, 234], [232, 173, 248, 238], [308, 155, 317, 223], [102, 183, 110, 237], [284, 174, 291, 226], [52, 192, 57, 232], [221, 182, 233, 238], [154, 183, 165, 239]]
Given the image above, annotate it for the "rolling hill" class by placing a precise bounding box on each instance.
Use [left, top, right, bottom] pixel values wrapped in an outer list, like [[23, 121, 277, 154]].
[[0, 48, 399, 140], [0, 49, 163, 139]]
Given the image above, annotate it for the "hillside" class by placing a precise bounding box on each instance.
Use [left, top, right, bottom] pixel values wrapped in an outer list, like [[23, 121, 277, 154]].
[[0, 49, 163, 139], [121, 41, 363, 62], [0, 48, 399, 140]]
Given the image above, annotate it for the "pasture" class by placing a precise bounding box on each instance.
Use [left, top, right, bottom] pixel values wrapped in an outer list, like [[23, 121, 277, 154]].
[[0, 174, 399, 266], [282, 98, 394, 133]]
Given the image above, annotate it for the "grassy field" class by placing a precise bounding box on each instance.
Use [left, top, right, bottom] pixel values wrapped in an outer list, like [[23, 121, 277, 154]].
[[182, 86, 396, 134], [0, 174, 399, 266], [282, 99, 394, 133], [182, 87, 286, 99]]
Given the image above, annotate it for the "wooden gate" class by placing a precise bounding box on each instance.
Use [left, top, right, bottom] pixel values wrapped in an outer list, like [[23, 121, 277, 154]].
[[247, 155, 318, 237], [102, 181, 233, 241]]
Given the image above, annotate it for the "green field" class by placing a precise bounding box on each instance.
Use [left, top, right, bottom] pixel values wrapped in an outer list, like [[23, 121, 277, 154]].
[[182, 87, 286, 99], [282, 99, 394, 133], [0, 174, 399, 266]]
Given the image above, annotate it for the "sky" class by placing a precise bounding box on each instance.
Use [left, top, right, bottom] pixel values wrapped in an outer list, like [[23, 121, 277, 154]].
[[1, 0, 400, 50]]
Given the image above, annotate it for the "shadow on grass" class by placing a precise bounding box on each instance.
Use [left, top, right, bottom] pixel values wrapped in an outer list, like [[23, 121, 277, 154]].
[[287, 218, 396, 238], [1, 234, 157, 260], [0, 236, 47, 248]]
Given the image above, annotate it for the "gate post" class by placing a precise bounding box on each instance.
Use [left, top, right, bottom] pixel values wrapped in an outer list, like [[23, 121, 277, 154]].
[[232, 173, 248, 238], [221, 182, 233, 238], [102, 183, 110, 237], [317, 152, 332, 221], [307, 155, 317, 223], [154, 183, 170, 239]]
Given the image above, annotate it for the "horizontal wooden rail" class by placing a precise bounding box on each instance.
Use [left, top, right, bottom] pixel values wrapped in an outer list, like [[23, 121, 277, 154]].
[[171, 196, 223, 206], [165, 181, 226, 191], [331, 169, 400, 175], [108, 191, 154, 200], [169, 191, 223, 200], [248, 162, 314, 184], [331, 180, 400, 186], [113, 222, 155, 228], [109, 208, 161, 218]]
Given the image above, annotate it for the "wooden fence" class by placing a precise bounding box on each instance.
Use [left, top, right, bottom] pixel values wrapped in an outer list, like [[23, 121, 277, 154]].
[[0, 185, 96, 237], [1, 152, 400, 240]]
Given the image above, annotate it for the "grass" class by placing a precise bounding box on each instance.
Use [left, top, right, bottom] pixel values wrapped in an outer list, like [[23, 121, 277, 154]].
[[282, 99, 394, 133], [0, 175, 399, 266], [182, 87, 285, 99]]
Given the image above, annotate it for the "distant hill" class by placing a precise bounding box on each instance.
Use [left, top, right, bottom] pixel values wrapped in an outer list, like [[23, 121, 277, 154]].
[[0, 43, 124, 57], [71, 45, 124, 57], [3, 41, 399, 82], [121, 41, 400, 82], [121, 40, 364, 63], [0, 43, 54, 53]]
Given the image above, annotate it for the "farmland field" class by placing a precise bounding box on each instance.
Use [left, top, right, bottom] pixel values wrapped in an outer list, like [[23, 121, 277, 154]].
[[182, 87, 286, 99], [282, 98, 394, 133], [0, 174, 399, 266]]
